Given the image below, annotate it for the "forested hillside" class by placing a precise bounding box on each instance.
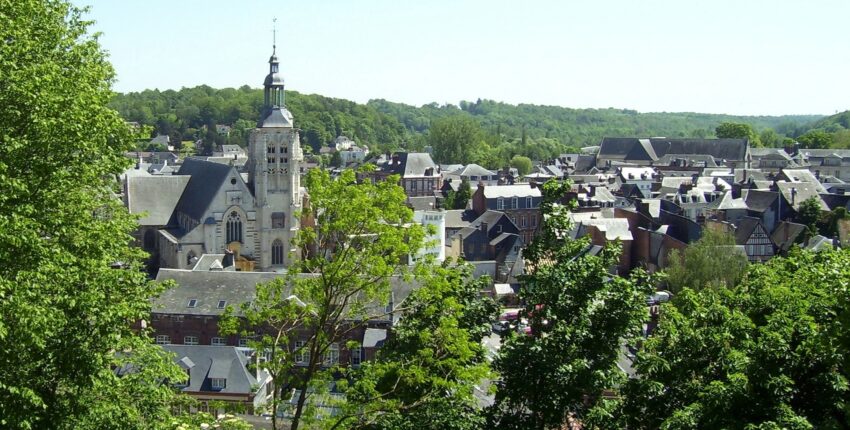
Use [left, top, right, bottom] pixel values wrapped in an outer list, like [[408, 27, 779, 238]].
[[110, 86, 829, 165]]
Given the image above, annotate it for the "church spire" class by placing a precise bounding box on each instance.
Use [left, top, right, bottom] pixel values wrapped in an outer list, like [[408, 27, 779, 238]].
[[263, 17, 284, 111]]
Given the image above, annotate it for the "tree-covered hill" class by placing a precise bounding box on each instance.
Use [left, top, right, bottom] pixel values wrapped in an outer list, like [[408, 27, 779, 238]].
[[110, 86, 826, 163]]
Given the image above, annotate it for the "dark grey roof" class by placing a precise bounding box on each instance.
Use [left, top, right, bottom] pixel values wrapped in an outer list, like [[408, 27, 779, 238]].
[[382, 153, 437, 178], [154, 269, 282, 316], [771, 221, 807, 252], [407, 196, 437, 211], [153, 269, 417, 322], [174, 158, 243, 222], [452, 163, 496, 177], [775, 182, 829, 211], [160, 345, 257, 395], [127, 175, 190, 226], [650, 138, 748, 162], [444, 209, 478, 229], [598, 138, 658, 161], [742, 190, 778, 213], [734, 217, 765, 245], [259, 107, 294, 128], [574, 154, 597, 172]]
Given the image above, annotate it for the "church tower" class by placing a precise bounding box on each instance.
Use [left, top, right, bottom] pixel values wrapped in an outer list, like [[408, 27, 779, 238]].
[[248, 44, 303, 269]]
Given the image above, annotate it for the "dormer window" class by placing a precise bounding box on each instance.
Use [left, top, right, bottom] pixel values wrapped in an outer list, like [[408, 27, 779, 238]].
[[187, 299, 198, 308], [210, 378, 226, 390]]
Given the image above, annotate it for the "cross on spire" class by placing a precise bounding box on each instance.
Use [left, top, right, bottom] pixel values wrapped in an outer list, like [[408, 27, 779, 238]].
[[272, 18, 277, 53]]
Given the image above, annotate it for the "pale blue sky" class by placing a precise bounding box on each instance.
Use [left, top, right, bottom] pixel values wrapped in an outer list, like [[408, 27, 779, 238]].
[[76, 0, 849, 116]]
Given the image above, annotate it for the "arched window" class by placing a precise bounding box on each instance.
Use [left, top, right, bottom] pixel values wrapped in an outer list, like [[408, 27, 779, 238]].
[[226, 211, 243, 243], [271, 239, 284, 265]]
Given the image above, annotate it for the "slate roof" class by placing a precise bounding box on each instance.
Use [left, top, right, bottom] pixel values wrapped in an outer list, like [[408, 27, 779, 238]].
[[778, 169, 827, 194], [574, 154, 597, 172], [407, 196, 437, 211], [382, 153, 438, 178], [161, 345, 258, 395], [775, 182, 830, 211], [174, 158, 242, 221], [741, 189, 779, 213], [444, 209, 479, 229], [259, 107, 294, 128], [363, 328, 387, 348], [734, 217, 767, 245], [153, 269, 281, 316], [598, 138, 658, 161], [771, 221, 807, 253], [153, 269, 417, 321], [126, 175, 191, 226], [451, 164, 496, 177], [599, 137, 748, 163]]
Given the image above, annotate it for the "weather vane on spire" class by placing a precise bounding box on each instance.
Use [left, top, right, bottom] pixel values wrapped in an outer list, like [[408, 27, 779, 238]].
[[272, 17, 277, 52]]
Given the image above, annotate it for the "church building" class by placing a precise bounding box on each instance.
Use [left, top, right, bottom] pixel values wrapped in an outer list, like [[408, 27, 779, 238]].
[[125, 47, 304, 272]]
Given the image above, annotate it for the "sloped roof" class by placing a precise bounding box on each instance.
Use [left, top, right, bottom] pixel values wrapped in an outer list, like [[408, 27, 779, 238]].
[[452, 163, 496, 177], [741, 189, 779, 213], [127, 175, 190, 226], [771, 221, 807, 252], [259, 107, 294, 128], [444, 209, 479, 229], [650, 138, 748, 162], [174, 158, 242, 221], [383, 153, 437, 178], [775, 182, 830, 211], [161, 345, 257, 395], [778, 169, 827, 194], [734, 216, 767, 245]]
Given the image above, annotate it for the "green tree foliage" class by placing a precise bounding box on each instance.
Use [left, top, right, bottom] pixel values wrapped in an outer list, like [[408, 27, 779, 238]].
[[715, 122, 762, 147], [332, 263, 499, 430], [220, 167, 425, 430], [487, 180, 653, 429], [796, 129, 835, 149], [618, 249, 850, 429], [759, 128, 781, 147], [0, 1, 185, 428], [509, 155, 533, 176], [445, 178, 472, 210], [796, 196, 823, 237], [664, 228, 749, 293], [429, 114, 483, 164]]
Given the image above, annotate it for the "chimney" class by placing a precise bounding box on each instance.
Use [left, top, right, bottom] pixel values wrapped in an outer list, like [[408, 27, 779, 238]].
[[791, 187, 797, 205], [223, 249, 235, 269], [480, 221, 488, 233]]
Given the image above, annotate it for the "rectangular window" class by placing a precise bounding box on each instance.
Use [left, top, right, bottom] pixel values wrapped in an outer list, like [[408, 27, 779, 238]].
[[512, 197, 518, 209], [187, 299, 197, 308], [295, 340, 309, 364], [155, 335, 170, 345], [271, 212, 285, 229], [210, 378, 226, 390], [238, 338, 249, 348], [324, 343, 340, 366], [217, 300, 227, 309], [526, 197, 533, 208], [211, 337, 226, 346], [497, 198, 504, 210], [520, 215, 527, 228], [184, 336, 198, 345], [531, 215, 538, 228], [351, 346, 362, 367]]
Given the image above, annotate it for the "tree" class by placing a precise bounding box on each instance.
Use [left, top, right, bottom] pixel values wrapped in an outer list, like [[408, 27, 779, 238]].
[[796, 196, 823, 237], [487, 180, 653, 429], [329, 150, 343, 167], [509, 155, 533, 176], [445, 178, 472, 210], [664, 228, 749, 293], [618, 249, 850, 429], [429, 115, 482, 164], [759, 128, 781, 147], [0, 1, 184, 428], [715, 122, 761, 147], [797, 129, 835, 149], [333, 263, 499, 430], [220, 167, 426, 430]]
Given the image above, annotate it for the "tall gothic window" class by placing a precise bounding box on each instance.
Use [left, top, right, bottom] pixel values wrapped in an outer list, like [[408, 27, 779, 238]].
[[226, 211, 243, 243], [272, 239, 284, 265]]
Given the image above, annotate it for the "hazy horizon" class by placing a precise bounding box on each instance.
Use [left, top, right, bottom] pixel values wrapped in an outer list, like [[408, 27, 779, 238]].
[[77, 0, 850, 117]]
